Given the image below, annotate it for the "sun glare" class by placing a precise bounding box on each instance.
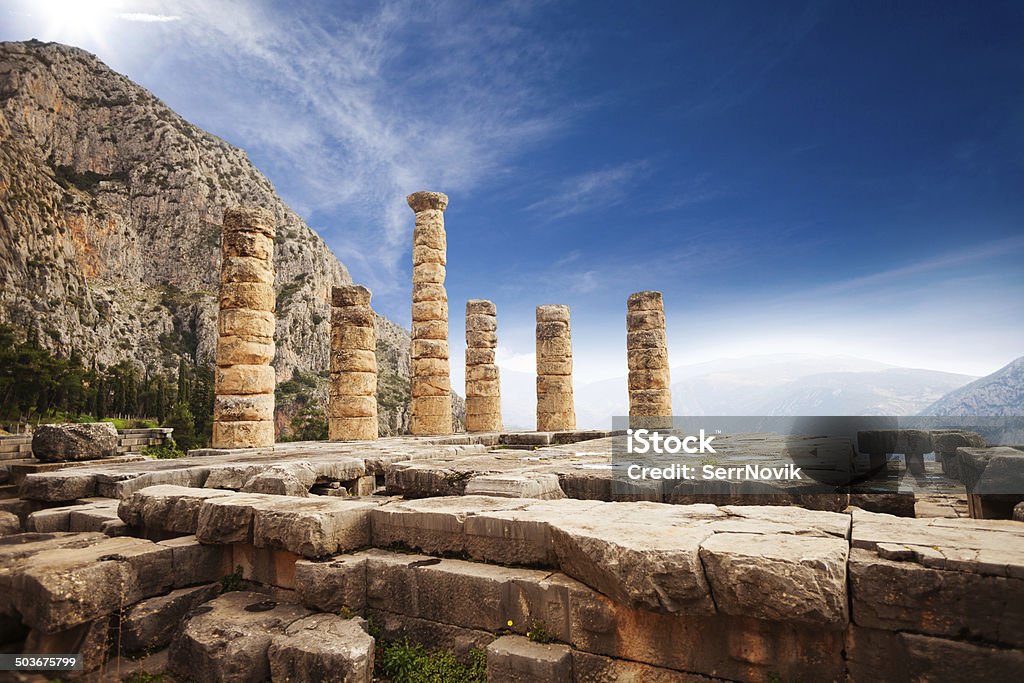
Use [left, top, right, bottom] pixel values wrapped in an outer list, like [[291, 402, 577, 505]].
[[30, 0, 121, 46]]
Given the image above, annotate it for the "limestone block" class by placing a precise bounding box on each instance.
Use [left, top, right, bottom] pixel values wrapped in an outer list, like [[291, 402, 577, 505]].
[[328, 395, 378, 418], [32, 422, 118, 462], [536, 304, 570, 322], [486, 636, 573, 683], [538, 410, 576, 433], [196, 492, 281, 545], [331, 325, 376, 352], [536, 358, 573, 376], [221, 256, 274, 285], [330, 417, 379, 441], [466, 299, 497, 316], [464, 473, 565, 500], [223, 230, 273, 261], [412, 319, 449, 340], [219, 281, 275, 311], [626, 309, 666, 330], [215, 364, 276, 395], [294, 554, 368, 612], [19, 470, 99, 501], [627, 290, 664, 311], [411, 396, 451, 416], [412, 375, 453, 398], [627, 348, 669, 371], [626, 329, 665, 349], [218, 309, 276, 342], [412, 300, 448, 323], [212, 420, 275, 449], [412, 262, 446, 284], [411, 340, 450, 361], [119, 484, 236, 534], [329, 371, 377, 397], [466, 348, 496, 365], [24, 617, 112, 675], [332, 306, 375, 329], [466, 397, 502, 415], [159, 536, 233, 588], [465, 379, 500, 398], [334, 349, 378, 373], [121, 583, 220, 653], [699, 532, 849, 626], [537, 336, 573, 360], [412, 244, 446, 266], [215, 336, 275, 366], [412, 282, 448, 303], [0, 510, 19, 536], [168, 591, 311, 683], [466, 414, 502, 433], [252, 497, 382, 558], [241, 463, 318, 497], [932, 430, 987, 453], [628, 370, 671, 391], [407, 191, 449, 212], [214, 393, 275, 422], [411, 357, 449, 377], [331, 284, 372, 307], [466, 364, 500, 383], [12, 536, 173, 632], [224, 206, 276, 237], [268, 614, 374, 683], [410, 413, 452, 435]]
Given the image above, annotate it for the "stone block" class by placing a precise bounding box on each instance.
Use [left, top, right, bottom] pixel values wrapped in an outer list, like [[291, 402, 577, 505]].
[[223, 230, 273, 260], [251, 497, 381, 558], [233, 543, 299, 589], [294, 554, 368, 612], [215, 335, 275, 366], [219, 281, 275, 312], [486, 635, 573, 683], [168, 591, 311, 683], [196, 492, 281, 545], [214, 393, 275, 422], [268, 613, 374, 683], [0, 510, 19, 536], [121, 583, 220, 653], [211, 420, 275, 449], [220, 256, 274, 286], [464, 473, 566, 500], [32, 422, 118, 462], [159, 535, 233, 588], [215, 364, 276, 395]]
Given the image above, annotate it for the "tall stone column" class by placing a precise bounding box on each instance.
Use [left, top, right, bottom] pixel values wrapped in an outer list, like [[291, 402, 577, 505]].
[[465, 299, 501, 432], [407, 191, 452, 435], [329, 285, 378, 440], [627, 291, 673, 429], [213, 207, 276, 449], [536, 304, 575, 432]]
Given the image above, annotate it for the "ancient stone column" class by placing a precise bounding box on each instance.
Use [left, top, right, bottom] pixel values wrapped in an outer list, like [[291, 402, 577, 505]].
[[213, 207, 276, 449], [407, 191, 452, 435], [329, 285, 378, 441], [627, 291, 673, 429], [536, 305, 575, 432], [465, 299, 501, 432]]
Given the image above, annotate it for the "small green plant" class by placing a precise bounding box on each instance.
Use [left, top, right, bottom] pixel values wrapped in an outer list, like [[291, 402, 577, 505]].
[[220, 566, 248, 593], [338, 605, 358, 620], [526, 620, 557, 644], [142, 443, 185, 460], [124, 673, 166, 683], [377, 639, 487, 683]]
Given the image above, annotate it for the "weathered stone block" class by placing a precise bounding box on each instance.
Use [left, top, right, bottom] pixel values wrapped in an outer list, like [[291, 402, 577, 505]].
[[219, 282, 275, 312], [294, 554, 368, 612], [215, 364, 276, 395], [268, 613, 374, 683], [121, 583, 220, 653], [215, 335, 275, 366], [32, 422, 118, 462], [252, 497, 381, 558], [214, 393, 275, 422], [486, 635, 572, 683], [159, 535, 232, 588], [220, 256, 274, 285], [211, 420, 275, 449]]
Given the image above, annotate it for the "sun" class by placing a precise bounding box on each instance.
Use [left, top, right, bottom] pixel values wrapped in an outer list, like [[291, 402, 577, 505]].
[[28, 0, 122, 46]]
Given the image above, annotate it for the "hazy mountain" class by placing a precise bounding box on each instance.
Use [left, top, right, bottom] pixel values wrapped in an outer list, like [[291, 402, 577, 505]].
[[501, 354, 978, 430], [920, 356, 1024, 416]]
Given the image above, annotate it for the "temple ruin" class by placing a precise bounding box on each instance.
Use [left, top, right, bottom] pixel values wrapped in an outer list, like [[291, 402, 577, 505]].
[[407, 191, 453, 436], [328, 285, 378, 441], [212, 206, 277, 449], [536, 304, 576, 432], [0, 192, 1020, 682], [465, 299, 502, 432]]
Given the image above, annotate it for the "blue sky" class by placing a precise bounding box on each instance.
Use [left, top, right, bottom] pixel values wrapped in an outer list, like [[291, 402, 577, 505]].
[[3, 0, 1023, 383]]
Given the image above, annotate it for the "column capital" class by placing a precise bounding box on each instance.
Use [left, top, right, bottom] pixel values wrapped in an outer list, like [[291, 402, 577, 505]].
[[223, 206, 276, 237], [407, 191, 449, 213]]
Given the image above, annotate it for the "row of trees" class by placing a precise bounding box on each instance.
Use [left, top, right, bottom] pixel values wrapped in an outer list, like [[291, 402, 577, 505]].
[[0, 325, 213, 450]]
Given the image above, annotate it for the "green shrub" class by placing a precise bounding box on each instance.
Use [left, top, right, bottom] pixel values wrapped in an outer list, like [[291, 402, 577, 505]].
[[378, 639, 487, 683], [142, 443, 185, 460], [220, 567, 248, 593]]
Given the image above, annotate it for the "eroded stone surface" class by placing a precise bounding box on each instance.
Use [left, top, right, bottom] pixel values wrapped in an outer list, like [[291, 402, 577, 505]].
[[268, 613, 374, 683], [121, 583, 220, 652], [330, 284, 379, 441], [168, 591, 311, 683], [486, 635, 573, 683], [32, 422, 118, 462]]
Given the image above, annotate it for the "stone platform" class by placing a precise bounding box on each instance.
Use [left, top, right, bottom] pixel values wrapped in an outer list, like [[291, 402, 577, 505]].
[[1, 430, 1021, 681]]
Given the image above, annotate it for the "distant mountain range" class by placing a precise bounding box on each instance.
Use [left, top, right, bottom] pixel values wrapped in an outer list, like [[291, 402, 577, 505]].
[[499, 354, 985, 430], [920, 356, 1024, 416]]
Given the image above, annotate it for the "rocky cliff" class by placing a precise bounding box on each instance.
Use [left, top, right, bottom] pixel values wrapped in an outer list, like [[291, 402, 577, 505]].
[[0, 40, 421, 435]]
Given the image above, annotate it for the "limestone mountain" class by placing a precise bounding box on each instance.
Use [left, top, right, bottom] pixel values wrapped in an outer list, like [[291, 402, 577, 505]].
[[0, 40, 417, 435], [920, 355, 1024, 416]]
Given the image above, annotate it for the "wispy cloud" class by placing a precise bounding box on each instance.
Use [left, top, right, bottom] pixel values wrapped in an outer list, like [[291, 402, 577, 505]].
[[526, 160, 649, 219], [116, 13, 181, 23], [154, 0, 575, 304]]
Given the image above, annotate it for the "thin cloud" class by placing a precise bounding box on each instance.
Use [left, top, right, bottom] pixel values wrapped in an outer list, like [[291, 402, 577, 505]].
[[116, 13, 181, 23], [526, 160, 650, 219]]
